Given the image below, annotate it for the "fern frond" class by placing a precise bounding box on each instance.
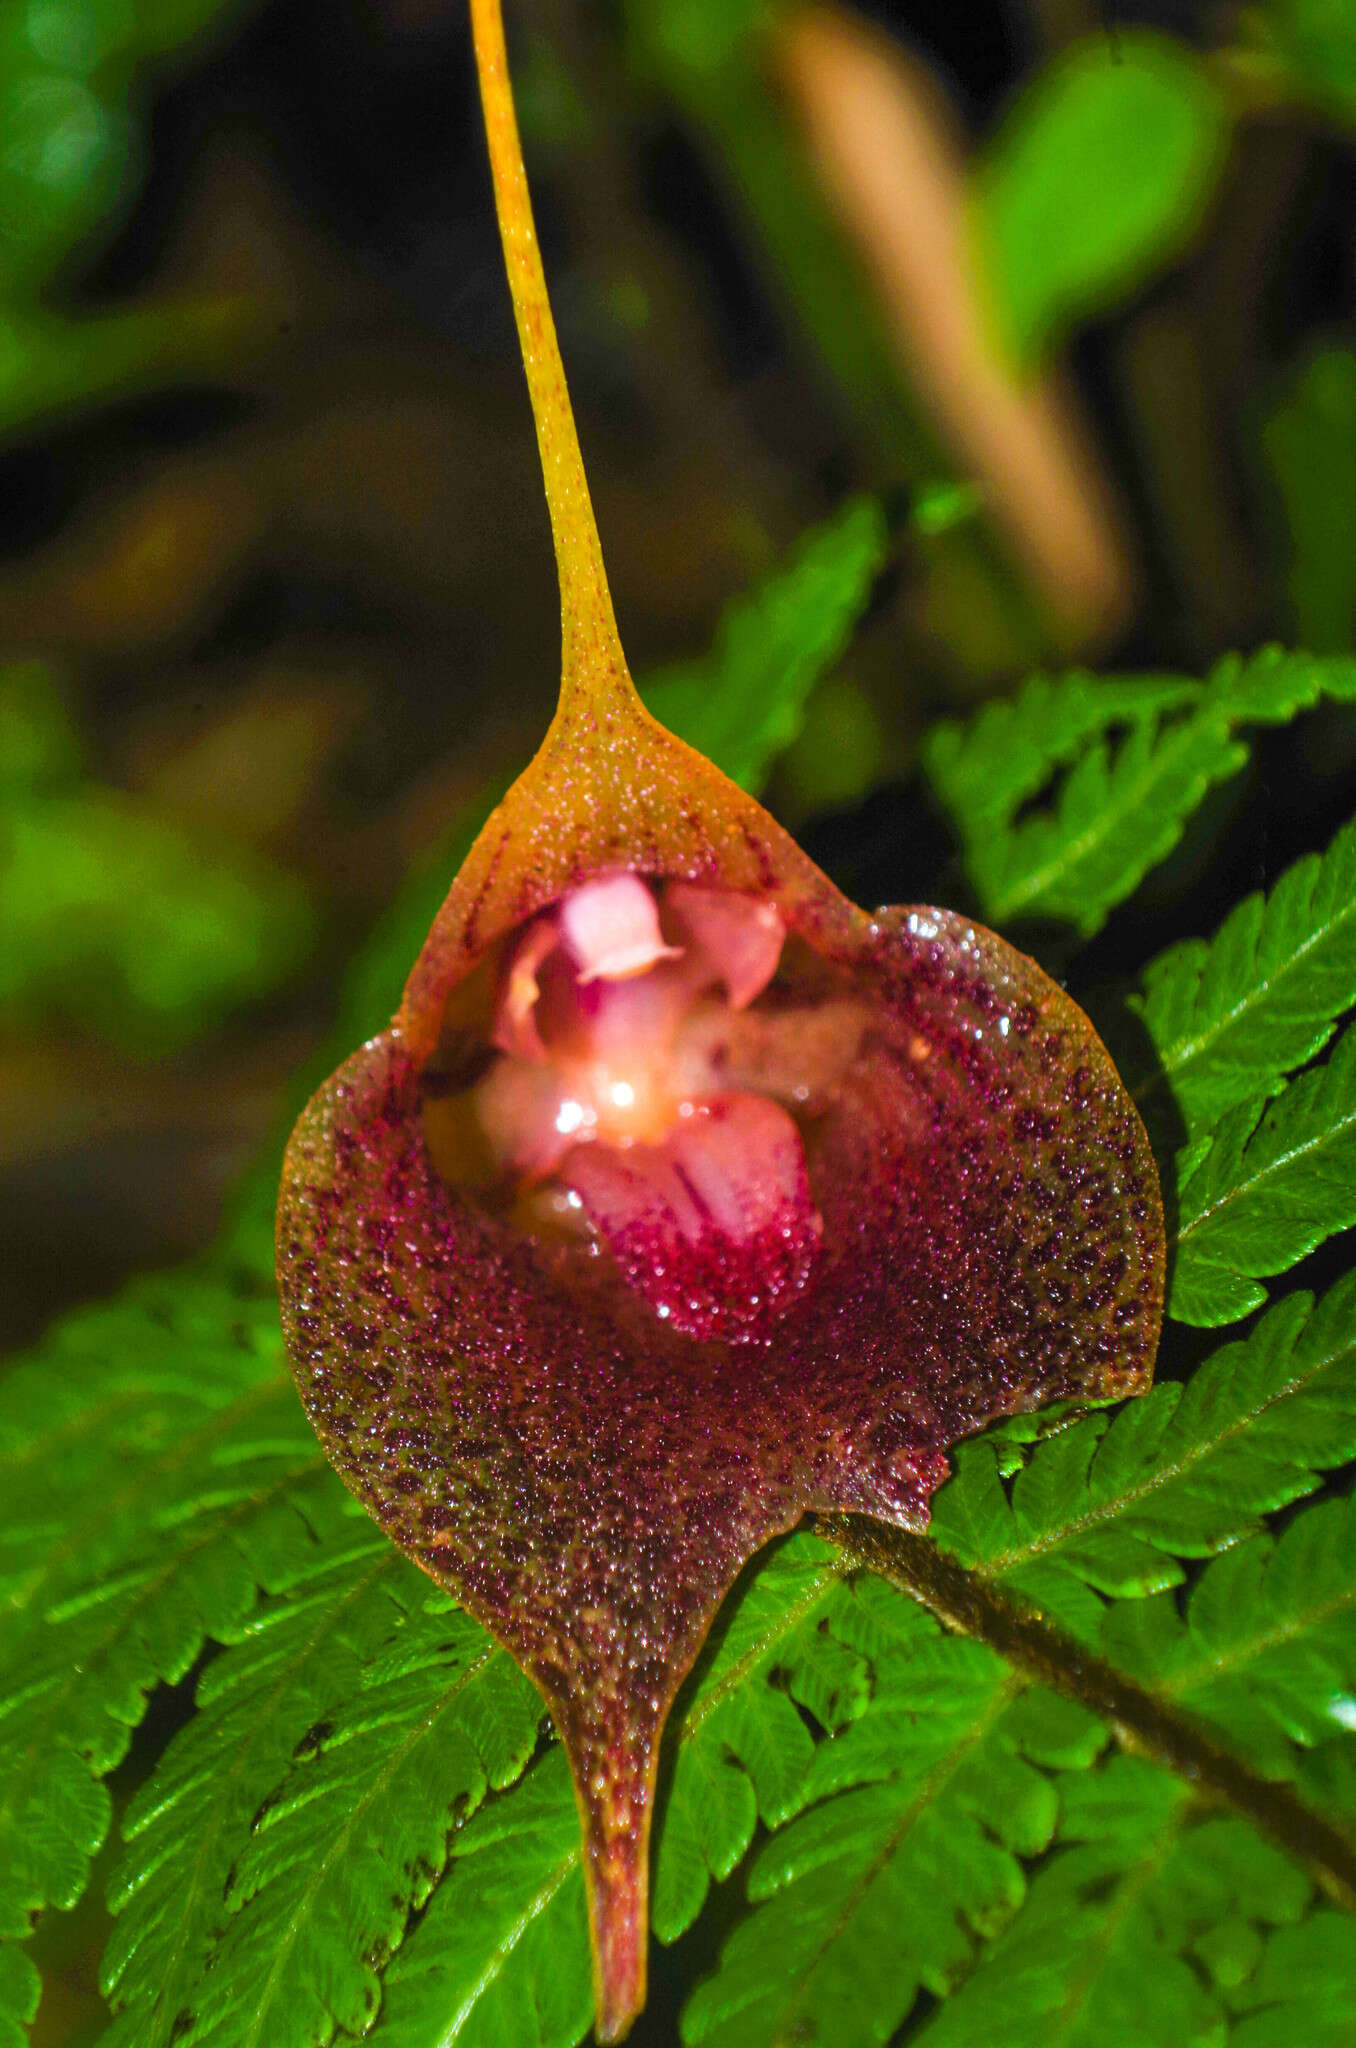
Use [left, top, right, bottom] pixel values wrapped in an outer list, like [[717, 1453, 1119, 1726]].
[[685, 1464, 1356, 2047], [117, 1602, 541, 2048], [915, 1758, 1312, 2048], [98, 1543, 476, 2046], [0, 1946, 38, 2048], [100, 1523, 868, 2046], [1101, 1493, 1356, 1777], [1169, 1025, 1356, 1325], [1121, 816, 1356, 1142], [679, 1571, 1109, 2048], [923, 671, 1197, 841], [642, 496, 888, 793], [0, 1267, 327, 2012], [11, 1261, 1356, 2046], [367, 1538, 870, 2048], [371, 1748, 591, 2048], [654, 1530, 868, 1943], [918, 1487, 1356, 2048], [924, 648, 1356, 935], [680, 1666, 1026, 2043], [930, 1274, 1356, 1624], [1228, 1911, 1356, 2047], [11, 1244, 1353, 2045]]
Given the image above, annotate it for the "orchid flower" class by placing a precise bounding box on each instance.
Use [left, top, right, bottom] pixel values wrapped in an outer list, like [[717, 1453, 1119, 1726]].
[[276, 5, 1164, 2037]]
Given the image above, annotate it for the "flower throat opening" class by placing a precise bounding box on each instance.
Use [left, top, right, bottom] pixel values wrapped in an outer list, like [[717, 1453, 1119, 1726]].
[[422, 874, 870, 1343]]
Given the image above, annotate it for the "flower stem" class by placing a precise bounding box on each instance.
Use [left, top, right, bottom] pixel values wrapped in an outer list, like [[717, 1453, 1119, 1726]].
[[468, 0, 633, 707], [820, 1511, 1356, 1914]]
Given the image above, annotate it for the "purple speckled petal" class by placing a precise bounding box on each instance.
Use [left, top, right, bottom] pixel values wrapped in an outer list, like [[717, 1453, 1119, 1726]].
[[277, 880, 1161, 2038]]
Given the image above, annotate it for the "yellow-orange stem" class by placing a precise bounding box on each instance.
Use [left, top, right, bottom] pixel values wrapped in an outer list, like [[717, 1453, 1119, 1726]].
[[468, 0, 636, 710]]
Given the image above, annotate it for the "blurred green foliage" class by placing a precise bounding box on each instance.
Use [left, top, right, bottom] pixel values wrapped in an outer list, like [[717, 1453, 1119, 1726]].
[[1270, 0, 1356, 123], [1261, 345, 1356, 652], [779, 673, 886, 815], [620, 0, 917, 460], [0, 0, 248, 290], [0, 295, 260, 437], [972, 34, 1230, 371], [0, 662, 315, 1053], [0, 0, 259, 442], [642, 494, 889, 791]]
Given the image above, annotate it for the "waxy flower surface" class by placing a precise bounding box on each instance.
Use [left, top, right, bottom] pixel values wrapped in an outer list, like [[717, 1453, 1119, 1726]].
[[276, 5, 1164, 2038]]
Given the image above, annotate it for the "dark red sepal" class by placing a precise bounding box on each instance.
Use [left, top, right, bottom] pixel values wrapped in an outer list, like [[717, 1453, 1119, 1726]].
[[277, 735, 1162, 2037]]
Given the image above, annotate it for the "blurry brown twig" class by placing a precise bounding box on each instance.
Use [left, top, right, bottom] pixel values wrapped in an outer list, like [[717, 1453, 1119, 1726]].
[[772, 2, 1137, 650]]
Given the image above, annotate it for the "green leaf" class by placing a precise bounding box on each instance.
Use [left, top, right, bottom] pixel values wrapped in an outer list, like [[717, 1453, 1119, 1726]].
[[373, 1530, 867, 2048], [973, 33, 1229, 367], [917, 1758, 1310, 2048], [1170, 1025, 1356, 1325], [93, 1488, 856, 2046], [0, 68, 134, 290], [0, 1940, 39, 2048], [685, 1468, 1356, 2048], [679, 1573, 1108, 2048], [0, 788, 315, 1051], [0, 1266, 322, 2005], [1270, 0, 1356, 125], [111, 1604, 543, 2047], [10, 1251, 1356, 2048], [0, 301, 267, 447], [1260, 344, 1356, 649], [653, 1532, 867, 1944], [0, 660, 81, 794], [1229, 1911, 1356, 2046], [370, 1749, 592, 2048], [922, 670, 1197, 842], [1102, 1493, 1356, 1776], [98, 1538, 401, 2045], [1121, 815, 1356, 1142], [96, 1542, 539, 2048], [681, 1644, 1031, 2044], [930, 1275, 1356, 1621], [642, 495, 889, 791], [924, 648, 1356, 935]]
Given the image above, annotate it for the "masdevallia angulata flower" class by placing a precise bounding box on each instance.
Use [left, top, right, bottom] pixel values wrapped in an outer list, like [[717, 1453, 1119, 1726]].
[[276, 6, 1164, 2037]]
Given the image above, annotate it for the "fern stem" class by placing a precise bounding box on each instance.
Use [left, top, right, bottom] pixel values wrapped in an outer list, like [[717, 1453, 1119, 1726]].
[[468, 0, 634, 711], [819, 1512, 1356, 1914]]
